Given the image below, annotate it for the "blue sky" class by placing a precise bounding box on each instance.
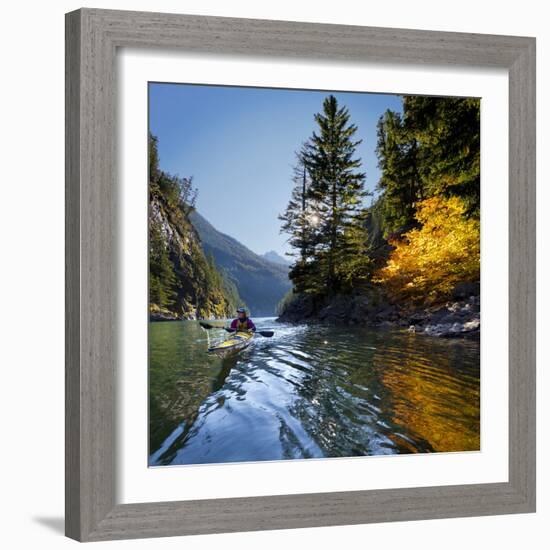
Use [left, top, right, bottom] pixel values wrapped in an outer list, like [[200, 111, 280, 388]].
[[149, 83, 403, 257]]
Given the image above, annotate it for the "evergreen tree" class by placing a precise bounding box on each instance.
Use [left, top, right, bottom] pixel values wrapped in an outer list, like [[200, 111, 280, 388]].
[[149, 132, 161, 186], [375, 110, 422, 236], [374, 97, 480, 238], [279, 147, 321, 293], [303, 95, 368, 294], [149, 221, 177, 308], [403, 96, 480, 216], [338, 207, 373, 291]]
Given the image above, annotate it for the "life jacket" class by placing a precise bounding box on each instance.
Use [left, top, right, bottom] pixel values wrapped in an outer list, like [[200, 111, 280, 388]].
[[235, 319, 250, 332]]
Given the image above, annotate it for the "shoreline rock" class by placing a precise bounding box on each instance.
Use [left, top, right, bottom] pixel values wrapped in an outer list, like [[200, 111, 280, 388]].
[[149, 306, 231, 323], [414, 297, 480, 338], [276, 289, 480, 339], [149, 310, 188, 322]]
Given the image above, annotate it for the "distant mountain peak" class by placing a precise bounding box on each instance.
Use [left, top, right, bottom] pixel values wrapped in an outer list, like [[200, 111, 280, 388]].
[[262, 250, 291, 266], [189, 211, 291, 316]]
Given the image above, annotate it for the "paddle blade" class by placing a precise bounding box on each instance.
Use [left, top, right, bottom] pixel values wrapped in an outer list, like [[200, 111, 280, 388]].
[[199, 321, 226, 330], [258, 331, 274, 337]]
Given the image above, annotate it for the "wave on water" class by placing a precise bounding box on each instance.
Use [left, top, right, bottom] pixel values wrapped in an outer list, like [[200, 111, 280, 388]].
[[149, 320, 480, 466]]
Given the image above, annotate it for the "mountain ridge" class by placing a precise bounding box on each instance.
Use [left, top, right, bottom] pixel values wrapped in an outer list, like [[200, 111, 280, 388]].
[[190, 211, 291, 316], [261, 250, 291, 266]]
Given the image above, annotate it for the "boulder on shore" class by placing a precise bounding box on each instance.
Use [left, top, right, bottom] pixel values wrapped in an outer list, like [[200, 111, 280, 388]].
[[149, 310, 181, 322], [413, 296, 480, 338], [277, 288, 480, 339], [149, 304, 197, 322]]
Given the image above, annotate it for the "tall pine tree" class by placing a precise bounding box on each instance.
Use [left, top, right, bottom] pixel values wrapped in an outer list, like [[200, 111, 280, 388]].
[[303, 95, 368, 294]]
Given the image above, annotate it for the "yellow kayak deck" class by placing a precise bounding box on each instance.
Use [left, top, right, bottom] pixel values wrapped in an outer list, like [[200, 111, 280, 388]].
[[208, 331, 254, 356]]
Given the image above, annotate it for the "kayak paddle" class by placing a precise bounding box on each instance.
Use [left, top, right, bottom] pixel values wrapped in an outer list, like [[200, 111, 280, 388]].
[[225, 328, 274, 337], [226, 328, 274, 337], [199, 321, 224, 330], [199, 322, 274, 337]]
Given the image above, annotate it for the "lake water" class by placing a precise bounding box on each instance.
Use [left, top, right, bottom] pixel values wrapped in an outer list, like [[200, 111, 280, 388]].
[[149, 318, 480, 466]]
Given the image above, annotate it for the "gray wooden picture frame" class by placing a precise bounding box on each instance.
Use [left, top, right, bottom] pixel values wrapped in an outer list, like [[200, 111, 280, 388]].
[[65, 8, 536, 542]]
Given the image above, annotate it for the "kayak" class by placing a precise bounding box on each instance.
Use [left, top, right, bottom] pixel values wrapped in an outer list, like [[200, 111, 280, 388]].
[[207, 331, 254, 357]]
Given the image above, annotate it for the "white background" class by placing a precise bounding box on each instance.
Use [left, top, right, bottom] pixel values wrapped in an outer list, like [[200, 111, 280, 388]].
[[0, 0, 547, 548], [118, 50, 509, 503]]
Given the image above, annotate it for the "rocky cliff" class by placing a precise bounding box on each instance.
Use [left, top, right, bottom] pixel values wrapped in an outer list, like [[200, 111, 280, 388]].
[[149, 193, 242, 321]]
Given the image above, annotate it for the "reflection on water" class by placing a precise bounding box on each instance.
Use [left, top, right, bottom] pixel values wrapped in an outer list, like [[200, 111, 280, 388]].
[[149, 319, 480, 465]]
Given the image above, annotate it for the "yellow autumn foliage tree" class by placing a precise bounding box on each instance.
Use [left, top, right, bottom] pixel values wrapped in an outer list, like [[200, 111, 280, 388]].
[[375, 196, 480, 303]]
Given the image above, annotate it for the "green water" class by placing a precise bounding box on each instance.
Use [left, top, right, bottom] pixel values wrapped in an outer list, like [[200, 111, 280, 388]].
[[149, 318, 480, 465]]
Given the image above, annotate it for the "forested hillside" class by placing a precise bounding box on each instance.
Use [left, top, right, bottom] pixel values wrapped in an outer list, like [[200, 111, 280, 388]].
[[149, 134, 243, 320], [278, 94, 480, 333], [190, 211, 291, 316]]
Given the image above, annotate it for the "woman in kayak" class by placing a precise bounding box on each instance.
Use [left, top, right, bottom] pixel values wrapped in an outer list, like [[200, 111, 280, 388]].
[[230, 307, 256, 333]]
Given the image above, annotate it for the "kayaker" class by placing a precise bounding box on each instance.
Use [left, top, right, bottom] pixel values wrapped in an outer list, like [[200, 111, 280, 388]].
[[230, 307, 256, 333]]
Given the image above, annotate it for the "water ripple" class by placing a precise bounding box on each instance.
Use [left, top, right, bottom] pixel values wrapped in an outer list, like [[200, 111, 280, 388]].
[[149, 318, 480, 465]]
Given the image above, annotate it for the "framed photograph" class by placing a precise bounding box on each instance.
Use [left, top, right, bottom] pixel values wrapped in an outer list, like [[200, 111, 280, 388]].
[[65, 8, 536, 542]]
